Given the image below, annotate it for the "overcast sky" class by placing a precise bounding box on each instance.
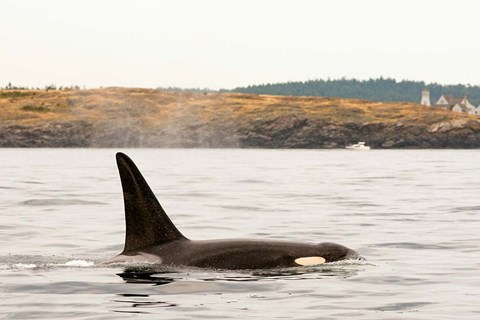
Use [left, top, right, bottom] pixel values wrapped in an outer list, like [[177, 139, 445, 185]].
[[1, 0, 479, 89]]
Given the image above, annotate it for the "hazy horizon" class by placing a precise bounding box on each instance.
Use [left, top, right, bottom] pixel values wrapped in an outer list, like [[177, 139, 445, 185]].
[[4, 76, 480, 91], [2, 0, 480, 89]]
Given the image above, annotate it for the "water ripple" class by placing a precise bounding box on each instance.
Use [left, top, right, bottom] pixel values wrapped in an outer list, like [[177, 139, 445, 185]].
[[19, 199, 107, 206], [376, 242, 451, 250], [370, 301, 433, 312], [1, 149, 480, 319]]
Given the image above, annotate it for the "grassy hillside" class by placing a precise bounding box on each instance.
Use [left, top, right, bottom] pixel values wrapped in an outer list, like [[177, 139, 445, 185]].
[[1, 88, 479, 148]]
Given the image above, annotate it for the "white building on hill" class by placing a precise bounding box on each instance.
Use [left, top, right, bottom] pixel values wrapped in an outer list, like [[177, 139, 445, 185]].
[[420, 89, 479, 115], [421, 89, 431, 106]]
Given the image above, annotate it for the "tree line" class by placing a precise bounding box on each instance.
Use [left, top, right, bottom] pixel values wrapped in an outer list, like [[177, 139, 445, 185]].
[[228, 78, 480, 106], [1, 82, 84, 91]]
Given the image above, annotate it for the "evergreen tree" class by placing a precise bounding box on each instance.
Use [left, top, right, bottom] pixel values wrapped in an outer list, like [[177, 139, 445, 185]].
[[231, 78, 480, 106]]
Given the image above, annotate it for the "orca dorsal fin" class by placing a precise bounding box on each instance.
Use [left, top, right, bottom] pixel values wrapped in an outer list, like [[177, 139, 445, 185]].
[[116, 152, 186, 253]]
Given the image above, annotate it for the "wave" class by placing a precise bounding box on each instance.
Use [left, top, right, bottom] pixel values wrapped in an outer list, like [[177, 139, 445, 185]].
[[19, 199, 107, 206]]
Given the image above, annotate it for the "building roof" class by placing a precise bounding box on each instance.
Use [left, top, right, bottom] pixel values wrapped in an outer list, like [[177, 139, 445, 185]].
[[435, 94, 471, 109], [436, 95, 462, 105], [449, 104, 469, 112]]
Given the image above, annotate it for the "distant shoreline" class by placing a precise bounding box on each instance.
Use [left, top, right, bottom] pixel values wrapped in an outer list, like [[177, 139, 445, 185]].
[[2, 88, 480, 149]]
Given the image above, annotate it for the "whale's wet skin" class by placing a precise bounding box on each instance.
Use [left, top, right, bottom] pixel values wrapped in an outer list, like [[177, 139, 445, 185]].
[[1, 149, 479, 319], [107, 152, 361, 269]]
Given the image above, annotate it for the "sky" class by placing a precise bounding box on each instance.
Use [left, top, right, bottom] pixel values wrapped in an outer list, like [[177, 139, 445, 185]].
[[1, 0, 480, 89]]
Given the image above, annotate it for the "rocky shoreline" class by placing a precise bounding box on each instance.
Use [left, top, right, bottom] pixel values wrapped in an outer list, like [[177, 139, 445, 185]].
[[2, 88, 480, 148]]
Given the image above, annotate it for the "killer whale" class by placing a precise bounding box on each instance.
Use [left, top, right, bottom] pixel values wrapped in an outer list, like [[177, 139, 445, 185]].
[[107, 152, 361, 269]]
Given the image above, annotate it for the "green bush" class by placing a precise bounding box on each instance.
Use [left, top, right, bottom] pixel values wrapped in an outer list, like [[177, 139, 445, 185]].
[[21, 104, 50, 112], [0, 91, 35, 98]]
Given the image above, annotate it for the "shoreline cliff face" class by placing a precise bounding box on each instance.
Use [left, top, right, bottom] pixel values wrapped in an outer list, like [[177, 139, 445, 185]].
[[1, 88, 480, 148]]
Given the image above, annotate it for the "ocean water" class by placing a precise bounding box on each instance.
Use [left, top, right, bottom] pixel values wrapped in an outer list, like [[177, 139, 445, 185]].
[[0, 149, 479, 319]]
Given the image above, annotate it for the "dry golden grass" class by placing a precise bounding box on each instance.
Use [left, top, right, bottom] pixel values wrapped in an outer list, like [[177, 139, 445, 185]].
[[0, 88, 475, 130]]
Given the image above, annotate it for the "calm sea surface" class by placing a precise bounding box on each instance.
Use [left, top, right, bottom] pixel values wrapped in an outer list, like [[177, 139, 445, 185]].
[[0, 149, 479, 319]]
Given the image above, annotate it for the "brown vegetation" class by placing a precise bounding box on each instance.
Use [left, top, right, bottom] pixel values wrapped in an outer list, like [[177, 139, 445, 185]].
[[1, 88, 480, 148]]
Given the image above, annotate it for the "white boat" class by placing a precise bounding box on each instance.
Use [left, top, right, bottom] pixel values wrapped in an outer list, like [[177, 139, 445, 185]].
[[346, 141, 370, 150]]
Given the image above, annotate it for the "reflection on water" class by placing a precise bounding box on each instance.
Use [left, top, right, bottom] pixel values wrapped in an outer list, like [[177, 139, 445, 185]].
[[118, 268, 178, 286], [112, 261, 366, 315], [116, 261, 363, 286], [113, 294, 177, 314]]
